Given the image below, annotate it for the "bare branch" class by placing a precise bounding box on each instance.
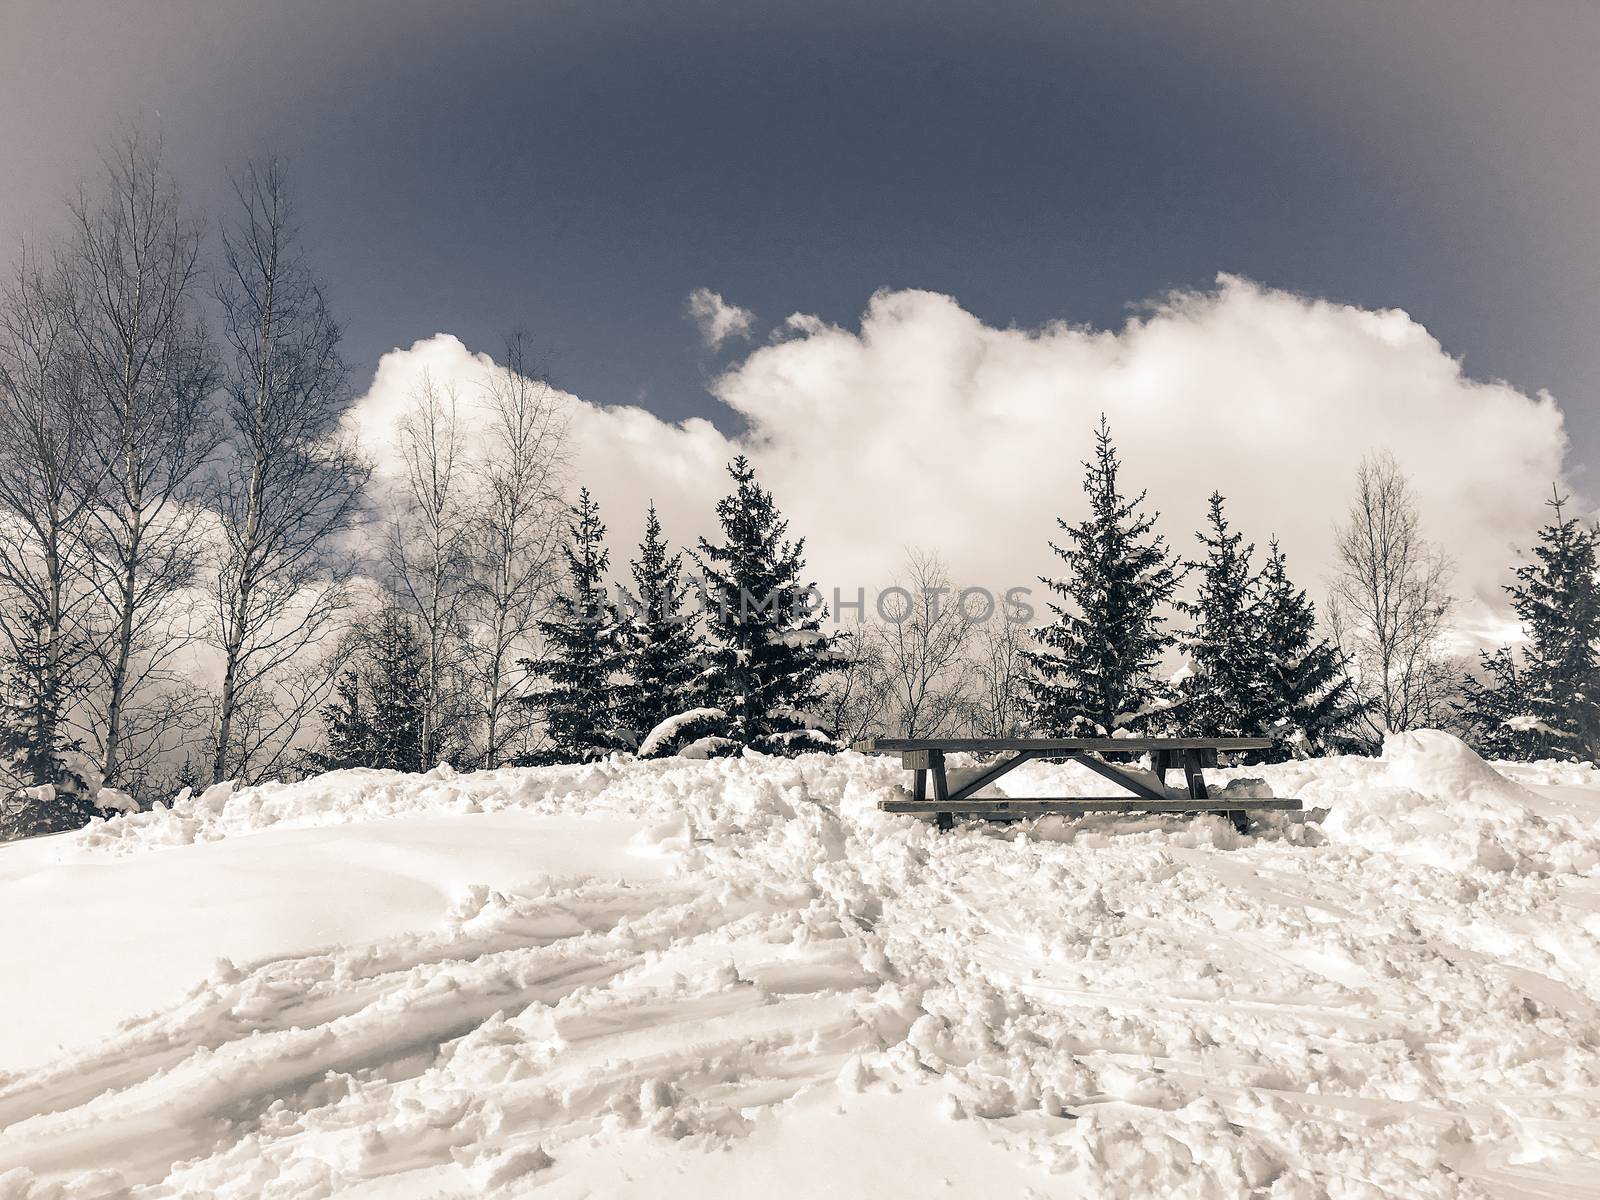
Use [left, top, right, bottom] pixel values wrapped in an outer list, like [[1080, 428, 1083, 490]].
[[383, 372, 476, 767], [206, 158, 368, 784], [872, 549, 973, 737], [62, 133, 222, 786], [1329, 451, 1458, 739], [460, 335, 570, 767]]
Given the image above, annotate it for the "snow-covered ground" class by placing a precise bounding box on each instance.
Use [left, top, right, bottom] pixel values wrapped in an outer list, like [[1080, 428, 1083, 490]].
[[2, 732, 1599, 1198]]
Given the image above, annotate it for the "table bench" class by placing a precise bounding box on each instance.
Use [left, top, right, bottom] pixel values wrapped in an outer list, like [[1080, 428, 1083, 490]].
[[852, 736, 1302, 832]]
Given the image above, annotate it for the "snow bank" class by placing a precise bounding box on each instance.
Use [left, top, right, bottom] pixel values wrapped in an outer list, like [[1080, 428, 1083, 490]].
[[1342, 729, 1590, 873], [1203, 730, 1600, 876], [1, 734, 1598, 1198]]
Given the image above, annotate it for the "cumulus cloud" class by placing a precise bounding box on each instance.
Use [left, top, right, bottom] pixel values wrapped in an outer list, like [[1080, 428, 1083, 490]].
[[340, 333, 732, 565], [343, 333, 506, 483], [685, 288, 755, 349], [343, 278, 1574, 646]]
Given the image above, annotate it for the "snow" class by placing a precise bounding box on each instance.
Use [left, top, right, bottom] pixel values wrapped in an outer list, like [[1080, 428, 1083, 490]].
[[678, 735, 738, 759], [772, 705, 832, 731], [0, 812, 670, 1072], [1504, 713, 1573, 738], [2, 735, 1599, 1197], [92, 787, 136, 814], [637, 708, 725, 757], [765, 630, 828, 648]]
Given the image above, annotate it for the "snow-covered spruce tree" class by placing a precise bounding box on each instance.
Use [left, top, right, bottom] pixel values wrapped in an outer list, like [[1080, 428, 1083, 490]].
[[616, 504, 705, 754], [1, 614, 101, 837], [1177, 493, 1268, 737], [1022, 417, 1183, 736], [521, 489, 626, 763], [1254, 537, 1362, 759], [694, 457, 833, 755], [1455, 646, 1540, 761], [1503, 489, 1600, 759]]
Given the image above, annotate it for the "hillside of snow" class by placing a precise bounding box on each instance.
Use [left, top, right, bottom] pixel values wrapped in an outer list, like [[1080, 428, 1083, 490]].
[[2, 732, 1599, 1198]]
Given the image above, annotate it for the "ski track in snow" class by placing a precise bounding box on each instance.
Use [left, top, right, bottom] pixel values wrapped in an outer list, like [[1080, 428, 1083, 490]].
[[1, 734, 1599, 1198]]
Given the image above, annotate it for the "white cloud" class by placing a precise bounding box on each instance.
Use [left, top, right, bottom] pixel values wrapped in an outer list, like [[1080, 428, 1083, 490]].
[[344, 278, 1575, 645], [341, 333, 732, 563], [341, 333, 503, 482], [685, 288, 755, 349]]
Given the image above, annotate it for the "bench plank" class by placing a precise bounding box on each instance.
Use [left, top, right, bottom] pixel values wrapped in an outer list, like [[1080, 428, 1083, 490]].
[[882, 797, 1303, 815], [855, 737, 1274, 753]]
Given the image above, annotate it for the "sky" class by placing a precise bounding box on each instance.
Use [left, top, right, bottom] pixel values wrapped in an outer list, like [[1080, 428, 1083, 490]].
[[2, 0, 1596, 637]]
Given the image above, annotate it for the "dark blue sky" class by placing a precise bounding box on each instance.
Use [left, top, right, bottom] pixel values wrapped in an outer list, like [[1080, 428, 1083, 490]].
[[4, 1, 1597, 476]]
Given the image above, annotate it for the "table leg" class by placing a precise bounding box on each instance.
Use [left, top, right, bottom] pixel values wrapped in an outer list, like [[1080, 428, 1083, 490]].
[[930, 750, 953, 830], [1183, 748, 1247, 833]]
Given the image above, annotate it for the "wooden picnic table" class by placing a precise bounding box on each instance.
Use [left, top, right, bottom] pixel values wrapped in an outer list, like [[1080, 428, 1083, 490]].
[[852, 736, 1302, 832]]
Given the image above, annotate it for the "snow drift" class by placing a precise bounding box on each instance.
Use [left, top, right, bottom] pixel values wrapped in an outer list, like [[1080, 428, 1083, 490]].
[[1, 734, 1598, 1198]]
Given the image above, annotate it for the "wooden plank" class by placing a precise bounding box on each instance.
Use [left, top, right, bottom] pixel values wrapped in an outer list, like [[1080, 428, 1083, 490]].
[[1074, 755, 1176, 802], [880, 797, 1302, 815], [858, 736, 1275, 753], [900, 750, 935, 770], [946, 749, 1046, 802]]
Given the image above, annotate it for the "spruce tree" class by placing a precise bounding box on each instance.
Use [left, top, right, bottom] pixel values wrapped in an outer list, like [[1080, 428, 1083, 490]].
[[313, 670, 373, 771], [616, 504, 704, 753], [1254, 538, 1361, 758], [1, 615, 69, 799], [1456, 646, 1540, 761], [310, 607, 427, 772], [365, 608, 429, 771], [1, 615, 100, 837], [524, 489, 625, 762], [695, 457, 833, 754], [1177, 493, 1268, 736], [169, 752, 205, 799], [1022, 417, 1183, 735], [1504, 489, 1600, 759]]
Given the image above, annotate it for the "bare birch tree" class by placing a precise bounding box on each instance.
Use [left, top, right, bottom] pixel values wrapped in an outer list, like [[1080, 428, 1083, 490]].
[[208, 159, 367, 784], [0, 245, 103, 815], [874, 550, 973, 737], [465, 335, 568, 768], [65, 136, 221, 787], [820, 626, 890, 746], [221, 655, 354, 782], [385, 372, 474, 767], [966, 615, 1029, 737], [1329, 452, 1456, 739]]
